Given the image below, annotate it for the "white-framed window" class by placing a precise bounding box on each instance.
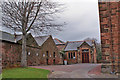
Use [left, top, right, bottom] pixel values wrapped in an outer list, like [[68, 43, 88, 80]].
[[43, 54, 45, 57], [36, 53, 39, 56], [73, 57, 75, 59], [50, 54, 51, 57], [28, 52, 30, 55]]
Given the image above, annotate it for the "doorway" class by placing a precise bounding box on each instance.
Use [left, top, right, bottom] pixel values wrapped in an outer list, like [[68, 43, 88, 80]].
[[82, 53, 89, 63], [46, 58, 48, 65], [53, 59, 55, 65], [82, 49, 89, 63], [46, 51, 49, 65]]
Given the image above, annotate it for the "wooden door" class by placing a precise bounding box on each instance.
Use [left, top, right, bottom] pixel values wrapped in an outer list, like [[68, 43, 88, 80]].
[[82, 52, 89, 63]]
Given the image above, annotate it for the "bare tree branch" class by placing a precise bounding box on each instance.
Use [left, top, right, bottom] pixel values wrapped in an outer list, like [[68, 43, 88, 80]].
[[1, 0, 65, 67], [26, 1, 42, 32]]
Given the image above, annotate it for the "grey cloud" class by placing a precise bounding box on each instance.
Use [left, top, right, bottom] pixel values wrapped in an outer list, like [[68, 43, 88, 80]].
[[0, 0, 101, 43], [52, 0, 100, 42]]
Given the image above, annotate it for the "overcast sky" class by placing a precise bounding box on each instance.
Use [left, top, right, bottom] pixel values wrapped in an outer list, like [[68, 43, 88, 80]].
[[52, 0, 100, 42], [0, 0, 101, 42]]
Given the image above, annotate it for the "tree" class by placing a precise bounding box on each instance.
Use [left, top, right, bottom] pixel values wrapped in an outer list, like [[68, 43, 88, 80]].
[[84, 37, 98, 43], [1, 0, 64, 67]]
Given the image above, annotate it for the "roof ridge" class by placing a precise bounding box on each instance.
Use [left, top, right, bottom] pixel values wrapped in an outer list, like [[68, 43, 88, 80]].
[[34, 35, 50, 46], [84, 40, 93, 41], [1, 31, 14, 36], [35, 35, 50, 38], [68, 41, 84, 43], [68, 40, 93, 43], [54, 38, 64, 44], [54, 38, 65, 44]]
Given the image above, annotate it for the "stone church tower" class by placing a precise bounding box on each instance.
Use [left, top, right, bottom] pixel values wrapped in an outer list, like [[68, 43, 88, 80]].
[[98, 0, 120, 74]]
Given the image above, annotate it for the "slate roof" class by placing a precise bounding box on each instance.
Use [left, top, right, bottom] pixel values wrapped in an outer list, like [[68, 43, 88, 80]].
[[85, 40, 93, 46], [15, 34, 50, 46], [34, 36, 50, 46], [54, 38, 65, 45], [64, 41, 93, 51], [0, 31, 15, 42], [0, 31, 50, 46], [16, 35, 22, 42]]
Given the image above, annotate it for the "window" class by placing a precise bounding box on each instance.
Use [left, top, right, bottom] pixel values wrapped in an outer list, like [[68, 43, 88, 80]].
[[73, 52, 75, 59], [43, 54, 45, 57], [46, 51, 49, 57], [82, 49, 89, 52], [53, 52, 55, 58], [71, 53, 73, 59], [68, 53, 70, 59], [50, 54, 51, 57], [36, 53, 39, 56], [73, 52, 75, 57], [28, 52, 30, 55]]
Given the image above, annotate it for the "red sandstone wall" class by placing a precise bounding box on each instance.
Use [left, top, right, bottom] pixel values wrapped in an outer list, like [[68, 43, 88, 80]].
[[118, 2, 120, 73], [2, 42, 21, 68], [56, 44, 65, 52], [2, 36, 61, 68], [66, 51, 78, 64], [40, 36, 62, 65], [65, 43, 97, 64], [99, 2, 120, 73]]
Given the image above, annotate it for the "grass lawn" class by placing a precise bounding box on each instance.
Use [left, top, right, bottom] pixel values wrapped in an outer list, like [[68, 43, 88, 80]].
[[2, 67, 50, 78]]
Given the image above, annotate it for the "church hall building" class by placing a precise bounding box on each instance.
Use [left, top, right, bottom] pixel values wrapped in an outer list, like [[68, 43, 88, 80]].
[[64, 40, 97, 64]]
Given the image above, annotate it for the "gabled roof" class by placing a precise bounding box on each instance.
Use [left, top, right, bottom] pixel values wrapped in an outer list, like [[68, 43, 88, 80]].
[[64, 40, 93, 51], [0, 31, 15, 42], [0, 31, 50, 46], [34, 36, 50, 46], [54, 38, 65, 45], [16, 35, 22, 42], [85, 40, 93, 47], [64, 41, 83, 51], [15, 34, 50, 46]]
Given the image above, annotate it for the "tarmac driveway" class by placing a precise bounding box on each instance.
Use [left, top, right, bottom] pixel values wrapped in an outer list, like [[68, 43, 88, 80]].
[[31, 63, 101, 78]]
